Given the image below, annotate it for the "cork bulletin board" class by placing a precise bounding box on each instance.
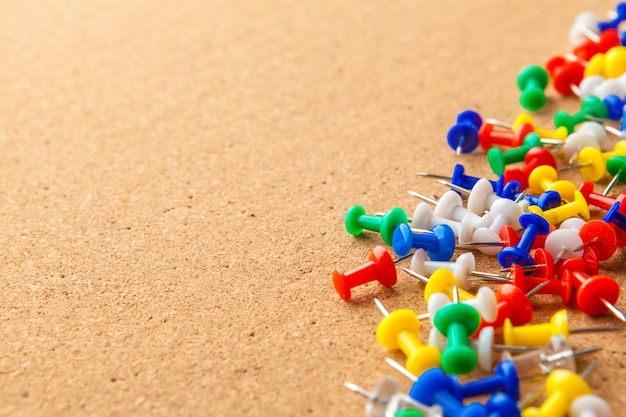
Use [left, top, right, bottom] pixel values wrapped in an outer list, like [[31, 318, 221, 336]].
[[1, 0, 625, 416]]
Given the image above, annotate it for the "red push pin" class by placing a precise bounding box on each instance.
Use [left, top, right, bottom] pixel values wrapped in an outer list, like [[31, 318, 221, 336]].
[[478, 123, 535, 151], [574, 219, 617, 261], [333, 246, 397, 301], [545, 55, 585, 96], [476, 283, 533, 333], [573, 28, 620, 61], [503, 147, 557, 190], [559, 259, 626, 321], [499, 223, 555, 250], [578, 181, 626, 247]]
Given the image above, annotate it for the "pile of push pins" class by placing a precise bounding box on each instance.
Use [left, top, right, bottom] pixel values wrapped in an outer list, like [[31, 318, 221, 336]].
[[333, 4, 626, 417]]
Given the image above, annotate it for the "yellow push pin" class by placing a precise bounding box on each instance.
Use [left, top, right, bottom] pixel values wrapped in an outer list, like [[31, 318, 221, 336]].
[[528, 190, 590, 224], [374, 299, 441, 377], [522, 363, 597, 417], [503, 309, 621, 347], [512, 113, 568, 141], [528, 165, 578, 202]]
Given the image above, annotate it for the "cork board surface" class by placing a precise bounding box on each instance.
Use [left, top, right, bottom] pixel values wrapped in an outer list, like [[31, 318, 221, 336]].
[[1, 0, 625, 415]]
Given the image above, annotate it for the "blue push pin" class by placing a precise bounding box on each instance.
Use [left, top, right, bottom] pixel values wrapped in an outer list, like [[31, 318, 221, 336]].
[[484, 392, 521, 417], [497, 179, 522, 200], [598, 2, 626, 31], [417, 163, 499, 193], [602, 94, 626, 121], [392, 223, 456, 261], [512, 190, 562, 211], [447, 110, 483, 155], [497, 213, 550, 268], [450, 359, 520, 401], [603, 201, 626, 231], [409, 368, 487, 417]]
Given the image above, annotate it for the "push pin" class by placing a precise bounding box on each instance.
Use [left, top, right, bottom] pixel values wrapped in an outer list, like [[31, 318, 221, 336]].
[[498, 213, 551, 268], [410, 203, 463, 238], [602, 155, 626, 195], [554, 95, 609, 134], [392, 223, 456, 260], [502, 334, 600, 378], [598, 3, 626, 32], [374, 299, 441, 377], [559, 259, 625, 321], [426, 287, 498, 330], [503, 309, 622, 347], [516, 65, 549, 111], [487, 133, 543, 176], [446, 110, 482, 155], [572, 219, 618, 261], [522, 368, 594, 417], [575, 29, 619, 63], [466, 178, 522, 216], [472, 198, 523, 256], [344, 205, 408, 245], [565, 141, 626, 182], [512, 113, 568, 141], [409, 249, 482, 290], [478, 122, 535, 150], [475, 283, 534, 334], [562, 122, 609, 163], [545, 55, 585, 97], [449, 359, 520, 401], [332, 246, 397, 301], [569, 10, 600, 46], [528, 190, 590, 225], [528, 165, 578, 202], [504, 147, 557, 190]]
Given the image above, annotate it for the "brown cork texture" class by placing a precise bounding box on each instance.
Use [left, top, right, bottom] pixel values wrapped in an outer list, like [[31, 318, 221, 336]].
[[0, 0, 624, 415]]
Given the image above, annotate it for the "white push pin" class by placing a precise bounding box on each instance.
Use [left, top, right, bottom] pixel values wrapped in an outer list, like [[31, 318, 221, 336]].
[[411, 202, 463, 238], [570, 395, 612, 417], [578, 75, 605, 98], [472, 198, 524, 256], [563, 122, 609, 163], [544, 217, 586, 263], [425, 288, 498, 327], [385, 392, 444, 417], [409, 249, 504, 290], [569, 11, 600, 46]]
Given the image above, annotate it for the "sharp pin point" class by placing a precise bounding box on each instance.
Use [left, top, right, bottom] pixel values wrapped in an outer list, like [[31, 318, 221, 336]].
[[374, 298, 390, 317], [599, 297, 626, 323], [415, 172, 453, 180], [384, 357, 417, 382], [407, 190, 439, 205], [484, 118, 514, 129], [518, 389, 543, 409], [580, 362, 598, 381], [401, 267, 430, 283], [573, 347, 602, 357], [436, 179, 471, 194], [603, 173, 621, 196], [393, 252, 415, 264], [570, 326, 623, 334]]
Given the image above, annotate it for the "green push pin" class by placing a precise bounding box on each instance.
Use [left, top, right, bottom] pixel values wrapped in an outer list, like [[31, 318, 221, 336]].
[[487, 133, 543, 176], [603, 156, 626, 196], [554, 96, 609, 134], [517, 65, 549, 112], [345, 206, 408, 245], [433, 301, 480, 375]]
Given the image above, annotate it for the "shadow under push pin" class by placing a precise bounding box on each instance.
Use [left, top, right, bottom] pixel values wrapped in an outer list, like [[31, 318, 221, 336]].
[[332, 246, 397, 301], [503, 309, 622, 347], [570, 395, 612, 417], [559, 258, 626, 322], [498, 213, 550, 268], [529, 190, 590, 225], [343, 377, 400, 417], [603, 155, 626, 196], [517, 65, 549, 112], [446, 110, 482, 155], [392, 223, 456, 261], [345, 205, 408, 245], [487, 133, 543, 176], [375, 299, 441, 377]]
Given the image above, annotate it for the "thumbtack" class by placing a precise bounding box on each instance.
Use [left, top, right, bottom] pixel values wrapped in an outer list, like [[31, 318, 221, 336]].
[[332, 246, 397, 301], [584, 114, 625, 136], [471, 198, 523, 256], [343, 378, 398, 408], [545, 55, 585, 97], [446, 110, 482, 155], [521, 368, 593, 416], [501, 334, 598, 377], [528, 190, 590, 225], [478, 122, 535, 150], [554, 95, 608, 134], [602, 155, 626, 195], [569, 11, 600, 46], [487, 133, 543, 176], [516, 65, 549, 111], [375, 299, 441, 376], [512, 113, 568, 141], [392, 223, 456, 260], [524, 280, 551, 298], [503, 309, 622, 347], [409, 249, 483, 290], [598, 3, 626, 31], [498, 213, 551, 268], [528, 165, 578, 202], [504, 147, 558, 190], [559, 259, 625, 321], [344, 205, 408, 245]]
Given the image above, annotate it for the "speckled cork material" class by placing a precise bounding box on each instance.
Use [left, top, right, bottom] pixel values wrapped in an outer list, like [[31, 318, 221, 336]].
[[0, 0, 624, 416]]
